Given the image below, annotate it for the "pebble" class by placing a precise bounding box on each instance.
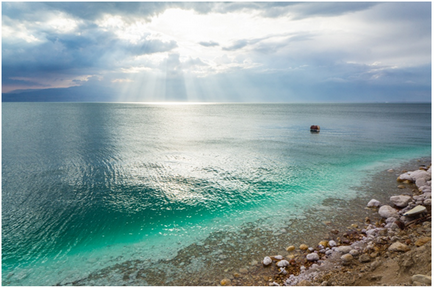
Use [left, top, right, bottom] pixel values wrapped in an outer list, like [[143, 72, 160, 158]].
[[319, 240, 328, 247], [349, 249, 359, 256], [341, 253, 353, 263], [359, 254, 370, 263], [306, 253, 319, 261], [262, 256, 272, 266], [379, 205, 399, 218], [411, 274, 431, 285], [276, 260, 289, 267], [414, 237, 431, 247], [220, 278, 231, 286], [299, 244, 308, 251], [337, 246, 352, 254], [367, 199, 381, 207], [328, 240, 337, 247], [388, 241, 410, 252], [286, 245, 295, 252], [239, 268, 248, 274]]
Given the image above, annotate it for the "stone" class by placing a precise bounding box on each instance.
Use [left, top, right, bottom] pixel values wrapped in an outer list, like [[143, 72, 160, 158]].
[[416, 178, 427, 188], [385, 217, 398, 223], [286, 245, 295, 252], [221, 278, 231, 286], [398, 185, 406, 189], [276, 260, 289, 267], [296, 280, 312, 286], [299, 244, 308, 251], [359, 254, 370, 263], [271, 255, 283, 261], [390, 195, 412, 207], [423, 199, 431, 205], [306, 253, 319, 261], [411, 275, 431, 285], [398, 170, 431, 182], [379, 205, 399, 218], [337, 246, 352, 254], [404, 205, 427, 216], [367, 199, 381, 207], [239, 268, 248, 274], [319, 240, 328, 247], [328, 240, 337, 247], [341, 253, 353, 263], [415, 237, 431, 247], [262, 256, 272, 266], [388, 241, 410, 252], [349, 249, 359, 256]]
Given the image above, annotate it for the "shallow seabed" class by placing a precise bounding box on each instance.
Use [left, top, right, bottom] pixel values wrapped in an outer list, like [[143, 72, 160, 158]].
[[61, 158, 431, 286]]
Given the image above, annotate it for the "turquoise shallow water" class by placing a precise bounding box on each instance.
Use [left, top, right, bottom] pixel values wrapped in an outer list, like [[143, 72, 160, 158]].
[[2, 103, 431, 285]]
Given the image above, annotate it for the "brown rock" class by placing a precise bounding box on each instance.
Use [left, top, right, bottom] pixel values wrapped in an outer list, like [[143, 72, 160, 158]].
[[415, 237, 431, 247], [296, 280, 312, 286], [388, 241, 410, 252], [319, 240, 328, 247], [299, 244, 309, 251], [286, 245, 295, 252], [221, 278, 231, 286]]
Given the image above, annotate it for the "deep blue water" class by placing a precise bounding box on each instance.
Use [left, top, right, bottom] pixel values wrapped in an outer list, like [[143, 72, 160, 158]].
[[2, 103, 431, 285]]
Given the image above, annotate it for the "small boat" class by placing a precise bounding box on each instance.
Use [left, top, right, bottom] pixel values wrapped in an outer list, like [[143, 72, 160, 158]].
[[310, 125, 320, 133]]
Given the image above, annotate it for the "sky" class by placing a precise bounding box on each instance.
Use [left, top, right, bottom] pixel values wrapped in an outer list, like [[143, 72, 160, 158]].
[[2, 2, 432, 102]]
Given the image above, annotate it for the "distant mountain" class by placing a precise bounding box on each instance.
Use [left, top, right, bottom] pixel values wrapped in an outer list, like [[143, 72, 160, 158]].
[[2, 85, 118, 102]]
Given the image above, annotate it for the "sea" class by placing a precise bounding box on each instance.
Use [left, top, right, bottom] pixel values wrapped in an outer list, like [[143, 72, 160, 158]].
[[2, 102, 431, 286]]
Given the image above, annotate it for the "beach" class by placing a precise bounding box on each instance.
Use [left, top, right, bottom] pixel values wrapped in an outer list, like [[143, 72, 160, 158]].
[[223, 159, 432, 286]]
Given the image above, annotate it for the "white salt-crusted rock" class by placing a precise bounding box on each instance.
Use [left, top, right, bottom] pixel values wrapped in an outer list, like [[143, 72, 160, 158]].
[[328, 240, 337, 247], [262, 256, 272, 266], [306, 253, 319, 261], [398, 170, 431, 182], [390, 195, 412, 207], [379, 205, 399, 218], [367, 199, 381, 207], [277, 260, 289, 267]]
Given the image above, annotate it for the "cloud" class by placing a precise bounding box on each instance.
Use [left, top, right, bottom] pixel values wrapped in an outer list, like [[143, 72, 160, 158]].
[[198, 41, 219, 47], [2, 2, 431, 102]]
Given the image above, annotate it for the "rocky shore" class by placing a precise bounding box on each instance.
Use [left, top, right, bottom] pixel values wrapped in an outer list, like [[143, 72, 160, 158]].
[[222, 163, 432, 286]]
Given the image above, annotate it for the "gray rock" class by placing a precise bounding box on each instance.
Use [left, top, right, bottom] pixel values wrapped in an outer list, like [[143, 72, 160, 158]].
[[416, 178, 427, 188], [385, 217, 398, 223], [390, 195, 412, 207], [411, 275, 431, 285], [367, 199, 381, 207], [337, 246, 352, 254], [388, 241, 410, 252], [379, 205, 399, 218], [306, 253, 319, 261], [359, 254, 370, 263], [423, 199, 431, 205], [349, 249, 359, 256], [276, 260, 289, 267]]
